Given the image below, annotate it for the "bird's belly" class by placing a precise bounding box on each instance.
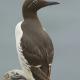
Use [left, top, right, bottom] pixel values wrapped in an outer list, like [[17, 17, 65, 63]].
[[15, 21, 53, 68], [15, 21, 35, 80]]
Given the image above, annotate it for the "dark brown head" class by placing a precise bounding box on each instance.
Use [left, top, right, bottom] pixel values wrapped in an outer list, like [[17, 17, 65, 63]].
[[22, 0, 60, 18]]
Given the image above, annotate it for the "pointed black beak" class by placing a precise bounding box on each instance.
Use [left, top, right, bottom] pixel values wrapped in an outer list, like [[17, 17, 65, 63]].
[[38, 0, 60, 9], [44, 1, 60, 6]]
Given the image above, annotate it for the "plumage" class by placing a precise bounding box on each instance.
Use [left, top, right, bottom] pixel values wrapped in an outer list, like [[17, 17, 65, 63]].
[[2, 70, 28, 80], [1, 0, 60, 80]]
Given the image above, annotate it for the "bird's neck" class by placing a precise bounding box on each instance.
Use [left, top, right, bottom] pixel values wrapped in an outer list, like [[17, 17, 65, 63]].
[[22, 1, 39, 20], [23, 11, 42, 28], [23, 11, 38, 19]]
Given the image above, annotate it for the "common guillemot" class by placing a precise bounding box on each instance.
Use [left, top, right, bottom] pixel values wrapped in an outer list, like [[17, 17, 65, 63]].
[[2, 0, 60, 80]]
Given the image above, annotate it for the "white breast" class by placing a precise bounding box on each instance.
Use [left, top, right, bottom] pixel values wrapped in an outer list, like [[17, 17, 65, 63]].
[[15, 21, 35, 80], [15, 21, 52, 80]]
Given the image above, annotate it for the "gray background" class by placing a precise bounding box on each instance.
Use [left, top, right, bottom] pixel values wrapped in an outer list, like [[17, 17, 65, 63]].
[[0, 0, 80, 80]]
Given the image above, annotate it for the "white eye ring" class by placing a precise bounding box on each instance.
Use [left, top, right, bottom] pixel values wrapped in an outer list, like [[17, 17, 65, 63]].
[[28, 0, 38, 8], [33, 0, 38, 4]]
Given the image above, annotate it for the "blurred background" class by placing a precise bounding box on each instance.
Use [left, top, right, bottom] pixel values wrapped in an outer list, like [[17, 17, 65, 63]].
[[0, 0, 80, 80]]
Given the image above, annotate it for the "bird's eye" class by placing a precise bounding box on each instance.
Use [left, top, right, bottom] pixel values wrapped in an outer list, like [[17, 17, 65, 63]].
[[33, 0, 38, 4], [32, 0, 38, 8], [28, 0, 38, 8]]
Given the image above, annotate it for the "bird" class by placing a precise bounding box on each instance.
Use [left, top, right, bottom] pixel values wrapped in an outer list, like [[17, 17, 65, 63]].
[[1, 0, 60, 80]]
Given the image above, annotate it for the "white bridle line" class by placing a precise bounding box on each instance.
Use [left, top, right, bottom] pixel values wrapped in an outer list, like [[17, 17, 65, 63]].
[[28, 0, 38, 8]]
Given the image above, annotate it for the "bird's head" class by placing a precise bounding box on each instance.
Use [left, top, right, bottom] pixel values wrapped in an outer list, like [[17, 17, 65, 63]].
[[23, 0, 60, 11], [22, 0, 60, 18]]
